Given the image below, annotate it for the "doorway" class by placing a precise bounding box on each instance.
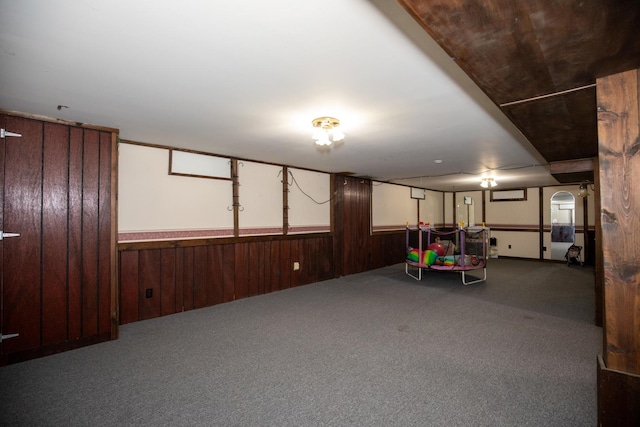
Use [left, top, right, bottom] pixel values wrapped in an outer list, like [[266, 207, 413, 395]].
[[550, 191, 575, 260]]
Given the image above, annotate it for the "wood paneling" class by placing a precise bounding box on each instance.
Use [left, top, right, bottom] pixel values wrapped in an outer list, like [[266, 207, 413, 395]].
[[82, 130, 100, 337], [270, 240, 281, 290], [42, 123, 70, 346], [223, 244, 235, 302], [182, 247, 194, 311], [98, 131, 113, 336], [3, 116, 43, 355], [279, 240, 291, 290], [398, 0, 640, 104], [248, 242, 262, 296], [502, 88, 598, 163], [1, 113, 116, 365], [208, 245, 223, 305], [0, 116, 4, 350], [119, 251, 139, 325], [175, 247, 185, 312], [288, 240, 298, 288], [338, 177, 371, 275], [68, 127, 84, 340], [118, 235, 339, 323], [234, 243, 249, 299], [333, 176, 406, 276], [139, 250, 161, 320], [160, 249, 176, 317], [193, 246, 207, 309]]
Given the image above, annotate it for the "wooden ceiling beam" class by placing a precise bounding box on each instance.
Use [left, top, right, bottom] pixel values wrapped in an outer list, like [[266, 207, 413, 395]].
[[549, 157, 595, 183], [549, 158, 594, 175]]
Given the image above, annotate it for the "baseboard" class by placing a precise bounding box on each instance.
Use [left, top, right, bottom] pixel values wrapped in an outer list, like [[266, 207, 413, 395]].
[[1, 333, 113, 366]]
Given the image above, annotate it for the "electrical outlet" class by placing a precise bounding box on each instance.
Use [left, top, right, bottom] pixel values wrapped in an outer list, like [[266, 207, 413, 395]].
[[145, 288, 153, 298], [293, 262, 300, 271]]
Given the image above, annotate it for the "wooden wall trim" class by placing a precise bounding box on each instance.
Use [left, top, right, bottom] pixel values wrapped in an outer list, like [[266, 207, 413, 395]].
[[283, 166, 289, 235], [0, 108, 119, 133], [120, 138, 329, 175], [110, 132, 119, 340], [118, 232, 333, 252], [539, 187, 544, 260], [231, 159, 239, 238]]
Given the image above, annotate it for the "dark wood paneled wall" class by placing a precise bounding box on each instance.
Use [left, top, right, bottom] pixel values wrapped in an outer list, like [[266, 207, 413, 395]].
[[1, 113, 117, 365], [119, 236, 335, 324], [333, 175, 406, 277]]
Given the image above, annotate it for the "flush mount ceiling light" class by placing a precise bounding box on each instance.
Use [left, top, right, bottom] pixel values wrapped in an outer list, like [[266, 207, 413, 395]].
[[312, 116, 345, 146], [480, 177, 497, 188]]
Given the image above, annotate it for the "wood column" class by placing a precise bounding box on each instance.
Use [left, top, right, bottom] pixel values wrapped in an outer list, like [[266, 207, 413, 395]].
[[593, 157, 603, 327], [596, 69, 640, 425]]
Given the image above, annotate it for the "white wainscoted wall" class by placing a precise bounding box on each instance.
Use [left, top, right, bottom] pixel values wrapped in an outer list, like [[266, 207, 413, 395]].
[[120, 141, 594, 261]]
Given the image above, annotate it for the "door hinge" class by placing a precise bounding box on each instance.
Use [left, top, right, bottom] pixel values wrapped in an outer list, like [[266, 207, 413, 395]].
[[0, 231, 21, 240], [0, 333, 19, 342], [1, 128, 22, 138]]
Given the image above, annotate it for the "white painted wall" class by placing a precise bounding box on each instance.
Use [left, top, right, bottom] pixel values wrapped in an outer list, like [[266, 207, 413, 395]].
[[444, 192, 454, 227], [118, 143, 233, 232], [119, 144, 330, 237], [119, 141, 592, 260], [238, 161, 283, 233], [372, 183, 416, 229], [419, 189, 443, 226], [455, 191, 483, 226], [485, 188, 539, 226], [287, 168, 331, 232], [491, 230, 540, 259]]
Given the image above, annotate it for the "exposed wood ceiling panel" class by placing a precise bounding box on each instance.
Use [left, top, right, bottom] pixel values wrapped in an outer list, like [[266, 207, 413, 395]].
[[398, 0, 640, 183], [501, 88, 598, 162], [398, 0, 640, 104], [399, 1, 557, 103]]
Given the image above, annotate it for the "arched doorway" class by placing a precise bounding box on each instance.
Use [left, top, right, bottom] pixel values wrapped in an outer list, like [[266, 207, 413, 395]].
[[550, 191, 575, 260]]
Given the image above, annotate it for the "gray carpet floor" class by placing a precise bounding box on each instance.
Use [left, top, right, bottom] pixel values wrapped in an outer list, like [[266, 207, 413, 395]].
[[0, 259, 601, 426]]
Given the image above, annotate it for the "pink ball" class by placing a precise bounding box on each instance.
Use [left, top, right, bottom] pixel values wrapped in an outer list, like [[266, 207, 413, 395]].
[[428, 242, 445, 257]]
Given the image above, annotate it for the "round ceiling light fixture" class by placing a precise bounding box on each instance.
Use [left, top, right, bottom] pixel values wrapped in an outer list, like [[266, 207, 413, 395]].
[[480, 177, 497, 188], [311, 116, 345, 146]]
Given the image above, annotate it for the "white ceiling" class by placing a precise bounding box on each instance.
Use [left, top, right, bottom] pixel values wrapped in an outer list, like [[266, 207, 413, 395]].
[[0, 0, 559, 191]]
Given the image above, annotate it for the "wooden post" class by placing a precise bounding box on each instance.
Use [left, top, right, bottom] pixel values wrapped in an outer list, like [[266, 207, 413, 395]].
[[596, 68, 640, 425], [282, 166, 289, 235], [231, 159, 239, 238]]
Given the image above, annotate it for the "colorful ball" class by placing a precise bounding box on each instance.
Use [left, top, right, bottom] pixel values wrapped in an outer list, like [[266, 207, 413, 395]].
[[428, 242, 445, 257]]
